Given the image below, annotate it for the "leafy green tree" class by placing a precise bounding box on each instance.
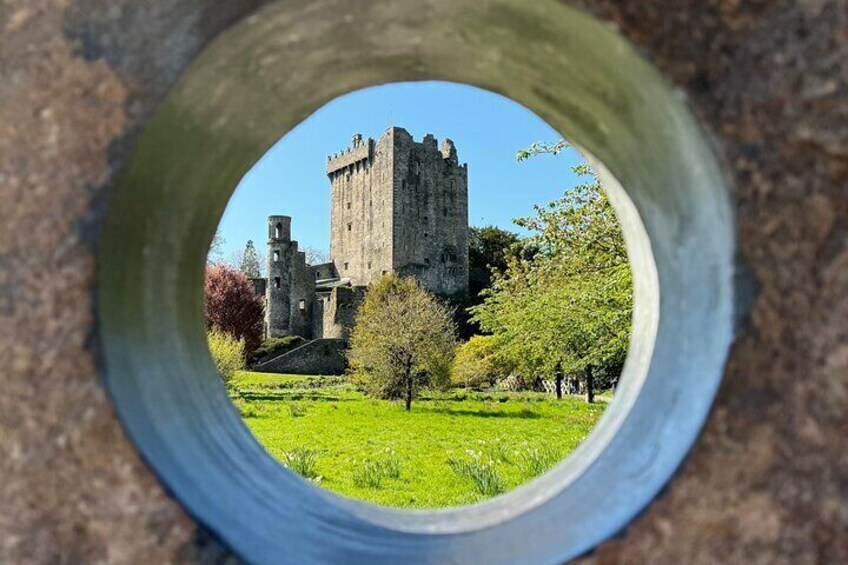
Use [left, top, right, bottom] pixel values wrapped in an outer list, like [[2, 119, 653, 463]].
[[471, 143, 632, 402], [349, 274, 457, 410], [237, 240, 263, 278]]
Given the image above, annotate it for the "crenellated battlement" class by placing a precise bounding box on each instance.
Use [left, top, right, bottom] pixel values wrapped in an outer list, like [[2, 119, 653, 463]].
[[327, 134, 374, 175]]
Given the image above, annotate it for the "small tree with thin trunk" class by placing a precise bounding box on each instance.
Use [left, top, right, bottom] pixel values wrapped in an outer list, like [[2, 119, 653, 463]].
[[348, 274, 457, 410]]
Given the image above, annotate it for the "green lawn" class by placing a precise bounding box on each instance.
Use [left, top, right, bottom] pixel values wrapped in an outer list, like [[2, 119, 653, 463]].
[[231, 371, 607, 508]]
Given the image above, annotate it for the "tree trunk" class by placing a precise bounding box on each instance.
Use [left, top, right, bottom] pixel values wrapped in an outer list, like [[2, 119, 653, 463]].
[[555, 375, 563, 400], [405, 369, 413, 411], [586, 364, 595, 404]]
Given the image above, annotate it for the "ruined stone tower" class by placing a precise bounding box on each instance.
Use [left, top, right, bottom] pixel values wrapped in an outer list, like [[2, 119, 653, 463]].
[[327, 127, 469, 299], [265, 215, 316, 338]]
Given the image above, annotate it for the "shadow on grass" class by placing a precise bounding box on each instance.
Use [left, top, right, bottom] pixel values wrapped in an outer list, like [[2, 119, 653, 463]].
[[425, 407, 542, 419], [236, 392, 353, 402]]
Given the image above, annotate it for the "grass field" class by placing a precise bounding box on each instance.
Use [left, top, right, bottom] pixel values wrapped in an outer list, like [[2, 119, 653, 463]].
[[231, 371, 607, 508]]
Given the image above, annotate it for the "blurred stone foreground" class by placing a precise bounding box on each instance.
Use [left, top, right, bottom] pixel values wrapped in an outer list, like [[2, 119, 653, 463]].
[[1, 0, 846, 563]]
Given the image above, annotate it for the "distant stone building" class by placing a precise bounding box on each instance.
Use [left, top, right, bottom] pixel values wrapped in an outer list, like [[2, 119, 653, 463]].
[[253, 127, 468, 373]]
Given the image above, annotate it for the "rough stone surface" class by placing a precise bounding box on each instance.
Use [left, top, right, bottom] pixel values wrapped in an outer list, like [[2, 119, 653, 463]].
[[329, 127, 469, 299], [0, 0, 846, 563], [254, 338, 347, 375]]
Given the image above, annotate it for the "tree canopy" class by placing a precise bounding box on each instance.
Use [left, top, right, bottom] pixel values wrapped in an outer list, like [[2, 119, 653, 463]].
[[348, 274, 457, 410], [471, 144, 632, 399], [468, 225, 521, 305]]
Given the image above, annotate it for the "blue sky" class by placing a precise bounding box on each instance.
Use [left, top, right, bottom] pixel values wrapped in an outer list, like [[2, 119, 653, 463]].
[[216, 81, 585, 259]]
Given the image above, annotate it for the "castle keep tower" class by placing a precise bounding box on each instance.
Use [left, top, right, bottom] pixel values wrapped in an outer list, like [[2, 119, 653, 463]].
[[327, 127, 469, 299]]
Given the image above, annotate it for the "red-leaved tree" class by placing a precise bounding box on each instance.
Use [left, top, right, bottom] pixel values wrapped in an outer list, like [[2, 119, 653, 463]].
[[204, 263, 264, 357]]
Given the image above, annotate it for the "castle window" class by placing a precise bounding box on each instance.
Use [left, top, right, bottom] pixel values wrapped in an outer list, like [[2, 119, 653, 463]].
[[443, 207, 448, 216], [424, 258, 430, 266], [424, 232, 429, 237], [275, 223, 282, 238], [367, 261, 371, 269], [424, 215, 428, 223], [298, 299, 306, 311], [344, 262, 349, 271], [346, 202, 351, 210], [347, 222, 352, 232], [273, 277, 281, 289], [273, 250, 280, 262]]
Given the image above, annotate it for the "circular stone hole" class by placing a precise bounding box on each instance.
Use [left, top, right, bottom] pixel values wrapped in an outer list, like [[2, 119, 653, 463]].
[[97, 1, 734, 563]]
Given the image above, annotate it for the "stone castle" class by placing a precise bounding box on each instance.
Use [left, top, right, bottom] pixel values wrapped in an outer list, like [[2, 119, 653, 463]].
[[252, 127, 468, 371]]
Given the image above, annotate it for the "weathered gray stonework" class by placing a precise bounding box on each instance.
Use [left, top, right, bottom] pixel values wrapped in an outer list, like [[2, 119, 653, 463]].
[[253, 338, 346, 375], [328, 128, 469, 299], [1, 0, 846, 563], [260, 128, 469, 344]]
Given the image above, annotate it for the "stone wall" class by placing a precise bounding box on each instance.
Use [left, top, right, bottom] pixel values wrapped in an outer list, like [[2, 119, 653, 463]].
[[327, 126, 470, 299], [391, 130, 469, 300], [1, 0, 846, 562], [322, 286, 366, 341], [328, 132, 394, 285], [309, 262, 338, 282], [253, 338, 347, 375]]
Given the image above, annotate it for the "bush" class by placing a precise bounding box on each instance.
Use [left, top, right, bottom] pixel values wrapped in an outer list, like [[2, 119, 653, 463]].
[[205, 263, 265, 357], [207, 328, 245, 384], [451, 335, 513, 388]]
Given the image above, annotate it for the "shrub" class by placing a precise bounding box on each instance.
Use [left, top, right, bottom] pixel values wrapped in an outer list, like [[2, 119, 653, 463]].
[[447, 450, 504, 497], [451, 335, 512, 388], [205, 263, 265, 357], [281, 446, 321, 480], [207, 328, 245, 384]]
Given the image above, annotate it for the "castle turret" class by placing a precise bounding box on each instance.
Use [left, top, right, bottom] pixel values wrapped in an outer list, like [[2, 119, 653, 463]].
[[266, 215, 292, 337]]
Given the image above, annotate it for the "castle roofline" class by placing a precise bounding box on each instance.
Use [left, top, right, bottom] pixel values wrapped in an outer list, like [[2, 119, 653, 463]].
[[326, 134, 374, 174]]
